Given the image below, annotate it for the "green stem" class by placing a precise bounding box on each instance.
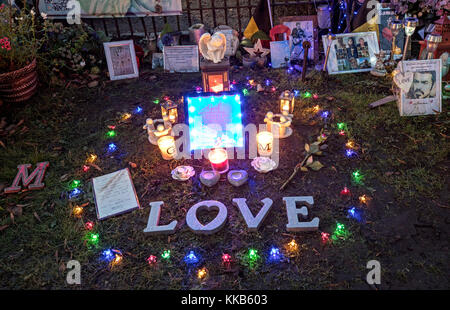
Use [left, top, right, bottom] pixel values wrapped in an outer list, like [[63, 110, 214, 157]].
[[279, 152, 312, 191]]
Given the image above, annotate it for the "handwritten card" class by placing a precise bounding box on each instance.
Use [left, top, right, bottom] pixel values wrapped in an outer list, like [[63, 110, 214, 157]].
[[163, 45, 199, 72], [92, 168, 140, 220]]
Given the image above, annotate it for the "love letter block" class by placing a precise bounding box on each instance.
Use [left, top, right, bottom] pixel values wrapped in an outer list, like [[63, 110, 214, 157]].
[[4, 162, 49, 194]]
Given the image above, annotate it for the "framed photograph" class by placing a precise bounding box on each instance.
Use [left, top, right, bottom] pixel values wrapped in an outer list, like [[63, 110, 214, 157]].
[[270, 40, 290, 69], [280, 16, 319, 64], [377, 3, 405, 60], [321, 32, 379, 75], [103, 40, 139, 80], [163, 45, 199, 73], [397, 59, 442, 116]]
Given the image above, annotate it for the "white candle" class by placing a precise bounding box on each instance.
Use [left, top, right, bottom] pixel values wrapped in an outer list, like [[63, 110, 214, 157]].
[[157, 136, 177, 160], [256, 131, 274, 156]]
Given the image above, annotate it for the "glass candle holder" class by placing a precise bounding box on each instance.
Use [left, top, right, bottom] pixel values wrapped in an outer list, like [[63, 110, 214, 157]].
[[256, 131, 274, 157], [425, 33, 442, 60], [157, 136, 177, 160], [208, 148, 229, 174]]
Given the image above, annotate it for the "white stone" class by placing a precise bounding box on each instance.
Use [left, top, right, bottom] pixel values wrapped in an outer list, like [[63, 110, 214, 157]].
[[283, 196, 319, 232], [186, 200, 228, 234], [233, 198, 273, 232], [227, 170, 248, 187], [199, 170, 220, 187], [143, 201, 177, 234]]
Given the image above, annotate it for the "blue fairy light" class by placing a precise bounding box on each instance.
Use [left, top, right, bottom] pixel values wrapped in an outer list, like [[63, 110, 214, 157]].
[[320, 110, 330, 118], [265, 79, 271, 86], [347, 207, 364, 222], [101, 249, 115, 262], [345, 149, 357, 158], [135, 106, 143, 114], [108, 143, 117, 152], [267, 247, 282, 263], [184, 250, 200, 265], [69, 188, 82, 199]]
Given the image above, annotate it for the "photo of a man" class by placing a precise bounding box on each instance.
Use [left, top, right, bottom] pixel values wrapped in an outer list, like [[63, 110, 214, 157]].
[[283, 20, 314, 64], [406, 71, 436, 99]]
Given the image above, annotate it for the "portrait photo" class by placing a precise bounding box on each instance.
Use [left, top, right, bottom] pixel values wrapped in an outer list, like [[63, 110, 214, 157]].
[[398, 59, 442, 116], [322, 32, 379, 74], [103, 40, 139, 80], [270, 40, 290, 69], [280, 16, 319, 64], [378, 4, 405, 60]]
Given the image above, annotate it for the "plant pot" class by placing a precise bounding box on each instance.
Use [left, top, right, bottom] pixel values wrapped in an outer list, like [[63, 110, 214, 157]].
[[0, 59, 38, 103]]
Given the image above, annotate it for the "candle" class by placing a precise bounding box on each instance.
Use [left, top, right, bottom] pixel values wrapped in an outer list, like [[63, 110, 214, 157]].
[[208, 148, 229, 174], [157, 136, 177, 160], [256, 131, 274, 157]]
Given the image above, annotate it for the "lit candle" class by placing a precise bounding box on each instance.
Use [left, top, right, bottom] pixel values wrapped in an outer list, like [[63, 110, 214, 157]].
[[256, 131, 274, 157], [157, 136, 177, 160], [208, 148, 229, 174]]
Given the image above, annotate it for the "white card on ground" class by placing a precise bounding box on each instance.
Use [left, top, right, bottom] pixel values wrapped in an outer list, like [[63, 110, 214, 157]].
[[163, 45, 199, 72], [93, 168, 140, 220]]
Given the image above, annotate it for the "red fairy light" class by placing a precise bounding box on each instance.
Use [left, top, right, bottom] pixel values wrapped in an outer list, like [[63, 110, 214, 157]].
[[340, 187, 351, 197], [222, 253, 232, 264], [313, 93, 319, 100], [82, 165, 90, 172], [339, 130, 346, 136], [321, 232, 330, 244], [147, 255, 157, 265], [85, 221, 94, 230], [108, 125, 116, 130]]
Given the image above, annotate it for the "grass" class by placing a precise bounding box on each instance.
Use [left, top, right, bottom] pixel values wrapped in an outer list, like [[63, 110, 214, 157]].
[[0, 67, 448, 289]]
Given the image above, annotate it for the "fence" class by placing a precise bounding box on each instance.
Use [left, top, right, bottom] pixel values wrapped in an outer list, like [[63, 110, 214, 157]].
[[73, 0, 330, 39]]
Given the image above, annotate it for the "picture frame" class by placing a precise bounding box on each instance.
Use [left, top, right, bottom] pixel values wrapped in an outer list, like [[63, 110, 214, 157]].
[[280, 15, 319, 64], [396, 59, 442, 116], [377, 3, 405, 60], [163, 45, 199, 73], [321, 32, 379, 75], [103, 40, 139, 81], [270, 40, 290, 69]]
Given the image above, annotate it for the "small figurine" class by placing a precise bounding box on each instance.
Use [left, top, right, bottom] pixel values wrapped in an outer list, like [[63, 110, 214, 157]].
[[370, 51, 387, 77], [199, 32, 227, 63]]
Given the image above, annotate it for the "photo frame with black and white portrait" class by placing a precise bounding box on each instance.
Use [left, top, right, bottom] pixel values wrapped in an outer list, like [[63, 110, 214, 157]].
[[280, 16, 319, 65], [321, 32, 379, 75], [103, 40, 139, 81], [396, 59, 442, 116]]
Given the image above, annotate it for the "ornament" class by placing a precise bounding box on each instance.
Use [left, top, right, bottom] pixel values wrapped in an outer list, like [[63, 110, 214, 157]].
[[251, 157, 277, 173], [199, 32, 227, 63], [171, 166, 195, 181]]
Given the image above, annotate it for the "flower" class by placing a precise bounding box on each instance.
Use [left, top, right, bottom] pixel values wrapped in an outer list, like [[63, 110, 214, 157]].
[[0, 37, 11, 51], [251, 157, 277, 173], [41, 12, 47, 19]]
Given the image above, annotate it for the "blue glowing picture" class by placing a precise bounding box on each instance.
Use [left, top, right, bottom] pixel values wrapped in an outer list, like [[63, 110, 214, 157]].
[[184, 91, 244, 151]]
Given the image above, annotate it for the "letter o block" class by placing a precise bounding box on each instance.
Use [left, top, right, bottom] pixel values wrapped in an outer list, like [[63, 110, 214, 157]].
[[186, 200, 228, 234]]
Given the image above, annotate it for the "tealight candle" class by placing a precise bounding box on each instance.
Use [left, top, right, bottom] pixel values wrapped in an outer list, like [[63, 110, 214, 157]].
[[157, 136, 177, 160], [208, 148, 229, 174], [256, 131, 274, 157]]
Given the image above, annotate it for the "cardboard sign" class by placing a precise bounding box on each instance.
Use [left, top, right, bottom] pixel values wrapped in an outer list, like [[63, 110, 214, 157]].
[[163, 45, 199, 73]]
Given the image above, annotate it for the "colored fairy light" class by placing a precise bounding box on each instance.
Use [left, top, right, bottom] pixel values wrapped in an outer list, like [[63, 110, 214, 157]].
[[359, 194, 369, 205], [147, 255, 157, 265], [287, 66, 294, 74], [332, 222, 349, 241], [248, 249, 259, 262], [313, 93, 319, 100], [184, 250, 200, 265], [337, 122, 346, 130], [87, 233, 99, 245], [347, 207, 364, 222], [346, 140, 356, 149], [195, 86, 202, 92], [345, 149, 357, 158], [121, 113, 131, 121], [270, 86, 276, 92], [85, 221, 94, 230], [82, 165, 90, 172], [72, 205, 83, 218], [69, 180, 81, 189], [320, 110, 330, 118], [135, 106, 143, 114], [111, 251, 123, 267], [106, 130, 116, 138], [69, 188, 82, 199], [321, 232, 330, 244], [265, 79, 271, 86], [161, 250, 171, 260], [339, 130, 346, 136], [222, 253, 232, 264], [340, 187, 351, 196], [108, 143, 117, 152], [101, 249, 115, 262], [286, 239, 298, 253], [352, 170, 364, 184], [268, 247, 282, 263], [293, 90, 300, 97], [153, 99, 160, 104], [303, 91, 312, 98], [86, 154, 97, 163], [313, 105, 320, 113], [197, 267, 208, 279], [242, 88, 249, 96]]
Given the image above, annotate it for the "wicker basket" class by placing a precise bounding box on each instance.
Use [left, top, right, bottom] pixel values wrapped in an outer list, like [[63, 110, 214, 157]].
[[0, 59, 38, 103]]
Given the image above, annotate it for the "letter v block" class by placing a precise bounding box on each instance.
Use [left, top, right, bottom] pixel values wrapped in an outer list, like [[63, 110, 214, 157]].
[[4, 162, 49, 194], [283, 196, 320, 232], [233, 198, 273, 231]]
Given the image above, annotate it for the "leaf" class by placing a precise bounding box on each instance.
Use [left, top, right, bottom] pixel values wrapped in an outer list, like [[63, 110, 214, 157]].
[[309, 143, 320, 154], [308, 161, 324, 171], [306, 156, 314, 166], [301, 166, 308, 172], [305, 143, 310, 152]]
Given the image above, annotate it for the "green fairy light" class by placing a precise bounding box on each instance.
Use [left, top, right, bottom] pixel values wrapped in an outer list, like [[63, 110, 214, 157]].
[[332, 222, 349, 241], [248, 248, 259, 262], [161, 250, 171, 260], [352, 170, 364, 184], [337, 122, 346, 130], [153, 99, 160, 104], [106, 130, 116, 138], [69, 180, 81, 189], [242, 89, 249, 96], [303, 91, 312, 98], [87, 233, 99, 245]]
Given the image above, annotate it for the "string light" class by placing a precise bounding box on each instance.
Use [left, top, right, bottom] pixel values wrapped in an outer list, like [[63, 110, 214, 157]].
[[69, 180, 81, 189], [320, 111, 330, 118], [121, 113, 131, 121], [345, 149, 357, 158], [313, 105, 321, 113], [339, 130, 346, 136], [108, 143, 117, 152], [72, 205, 83, 218], [359, 195, 370, 205], [340, 187, 351, 197], [69, 188, 82, 199], [303, 91, 312, 98], [147, 255, 157, 265], [86, 154, 97, 163], [111, 250, 123, 267], [222, 253, 232, 265], [135, 106, 143, 114], [85, 221, 94, 230], [352, 170, 364, 184], [267, 247, 282, 263], [106, 130, 116, 138], [332, 222, 349, 240], [82, 165, 90, 172], [197, 267, 208, 279], [348, 207, 364, 222], [321, 232, 330, 244], [87, 232, 99, 245], [184, 250, 200, 265], [286, 239, 298, 253], [346, 140, 356, 149], [161, 250, 171, 260], [153, 99, 160, 104], [242, 89, 249, 96], [101, 249, 115, 262], [248, 248, 259, 262], [337, 122, 346, 130], [313, 93, 319, 100]]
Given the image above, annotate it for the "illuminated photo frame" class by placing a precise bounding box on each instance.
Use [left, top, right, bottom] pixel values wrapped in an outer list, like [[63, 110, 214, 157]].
[[184, 91, 244, 151]]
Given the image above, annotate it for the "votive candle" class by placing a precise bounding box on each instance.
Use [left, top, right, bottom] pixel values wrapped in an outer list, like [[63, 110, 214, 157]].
[[256, 131, 274, 156], [208, 148, 229, 174], [157, 136, 177, 160]]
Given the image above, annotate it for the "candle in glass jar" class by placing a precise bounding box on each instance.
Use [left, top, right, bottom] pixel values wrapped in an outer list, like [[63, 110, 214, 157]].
[[157, 136, 177, 160], [208, 148, 229, 174], [256, 131, 274, 156]]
